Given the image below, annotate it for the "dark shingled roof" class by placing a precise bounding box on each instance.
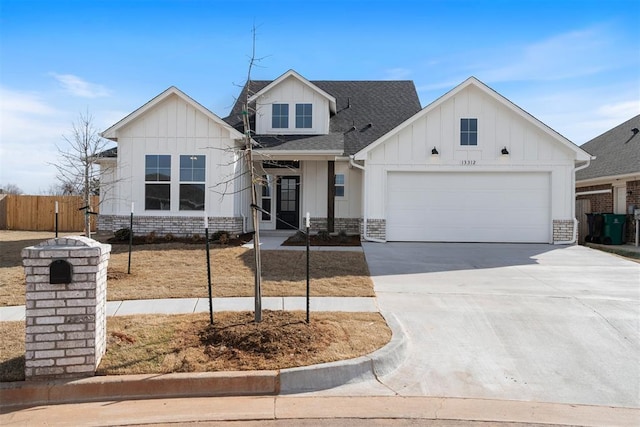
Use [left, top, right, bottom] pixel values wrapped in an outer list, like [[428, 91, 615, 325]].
[[96, 147, 117, 158], [576, 114, 640, 181], [223, 80, 421, 155]]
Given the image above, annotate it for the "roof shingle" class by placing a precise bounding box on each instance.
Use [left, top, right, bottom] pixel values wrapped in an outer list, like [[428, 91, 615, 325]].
[[576, 114, 640, 181], [223, 79, 422, 155]]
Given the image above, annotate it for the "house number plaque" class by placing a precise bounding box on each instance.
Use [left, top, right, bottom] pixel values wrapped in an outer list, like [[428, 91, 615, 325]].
[[460, 160, 476, 165]]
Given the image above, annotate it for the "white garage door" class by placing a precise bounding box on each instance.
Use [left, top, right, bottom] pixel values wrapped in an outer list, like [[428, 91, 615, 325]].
[[386, 172, 551, 243]]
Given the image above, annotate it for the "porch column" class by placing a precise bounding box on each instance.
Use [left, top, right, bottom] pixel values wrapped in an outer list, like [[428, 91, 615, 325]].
[[327, 160, 335, 232]]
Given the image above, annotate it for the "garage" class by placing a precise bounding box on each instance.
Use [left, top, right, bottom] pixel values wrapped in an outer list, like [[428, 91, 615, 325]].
[[386, 171, 551, 243]]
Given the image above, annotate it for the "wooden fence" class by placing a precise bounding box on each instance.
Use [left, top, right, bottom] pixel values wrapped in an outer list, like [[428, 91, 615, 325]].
[[575, 199, 591, 245], [2, 195, 99, 232]]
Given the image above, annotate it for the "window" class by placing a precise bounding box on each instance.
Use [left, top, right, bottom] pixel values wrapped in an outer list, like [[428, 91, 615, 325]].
[[179, 155, 205, 211], [460, 118, 478, 146], [260, 175, 273, 221], [335, 174, 345, 197], [145, 155, 171, 210], [272, 104, 289, 128], [295, 103, 312, 128]]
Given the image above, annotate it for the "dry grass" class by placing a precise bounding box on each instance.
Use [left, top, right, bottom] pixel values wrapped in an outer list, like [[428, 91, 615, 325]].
[[0, 231, 374, 306], [0, 321, 24, 382], [0, 311, 391, 381], [1, 232, 384, 383]]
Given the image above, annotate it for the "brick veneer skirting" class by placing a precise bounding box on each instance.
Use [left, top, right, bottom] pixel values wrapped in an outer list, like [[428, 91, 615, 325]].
[[553, 219, 575, 243], [361, 218, 386, 241], [98, 215, 244, 236]]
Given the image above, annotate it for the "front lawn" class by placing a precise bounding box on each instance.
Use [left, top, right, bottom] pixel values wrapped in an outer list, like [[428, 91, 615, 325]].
[[0, 231, 374, 306]]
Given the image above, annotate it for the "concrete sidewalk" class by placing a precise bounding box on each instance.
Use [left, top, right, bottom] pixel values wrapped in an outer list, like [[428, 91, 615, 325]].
[[0, 296, 379, 321]]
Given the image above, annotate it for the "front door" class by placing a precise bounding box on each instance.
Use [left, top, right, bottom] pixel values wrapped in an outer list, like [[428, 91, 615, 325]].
[[276, 176, 300, 229]]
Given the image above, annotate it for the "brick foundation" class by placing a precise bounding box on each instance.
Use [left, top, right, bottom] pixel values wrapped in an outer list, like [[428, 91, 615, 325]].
[[21, 236, 111, 380], [553, 219, 575, 243], [98, 215, 244, 236], [361, 218, 386, 241]]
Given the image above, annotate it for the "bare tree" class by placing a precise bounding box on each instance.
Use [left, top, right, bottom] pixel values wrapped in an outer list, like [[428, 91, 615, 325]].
[[207, 27, 269, 322], [53, 110, 109, 237], [41, 182, 71, 196], [242, 27, 265, 323], [0, 183, 23, 195]]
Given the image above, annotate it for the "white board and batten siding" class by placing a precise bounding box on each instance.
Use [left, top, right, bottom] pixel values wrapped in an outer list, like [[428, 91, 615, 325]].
[[253, 76, 331, 135], [105, 92, 241, 217], [358, 79, 583, 243]]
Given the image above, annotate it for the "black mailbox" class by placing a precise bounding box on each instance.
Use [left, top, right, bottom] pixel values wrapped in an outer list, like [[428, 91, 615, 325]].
[[50, 260, 72, 284]]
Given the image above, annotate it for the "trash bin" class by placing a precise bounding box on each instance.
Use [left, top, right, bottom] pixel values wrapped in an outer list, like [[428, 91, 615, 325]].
[[601, 213, 626, 245], [585, 213, 604, 243]]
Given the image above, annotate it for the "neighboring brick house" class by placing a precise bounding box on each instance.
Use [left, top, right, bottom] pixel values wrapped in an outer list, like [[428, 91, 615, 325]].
[[576, 114, 640, 244], [96, 71, 591, 243]]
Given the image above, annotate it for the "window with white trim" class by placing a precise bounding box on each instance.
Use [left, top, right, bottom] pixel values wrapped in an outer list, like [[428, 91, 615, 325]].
[[335, 174, 345, 197], [460, 118, 478, 146], [295, 103, 312, 128], [145, 155, 171, 210], [272, 104, 289, 128], [179, 155, 205, 211]]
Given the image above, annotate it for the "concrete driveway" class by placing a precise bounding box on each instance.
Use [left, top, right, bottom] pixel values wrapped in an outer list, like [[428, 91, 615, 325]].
[[327, 243, 640, 408]]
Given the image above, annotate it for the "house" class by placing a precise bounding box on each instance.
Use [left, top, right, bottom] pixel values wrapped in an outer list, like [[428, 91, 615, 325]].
[[576, 115, 640, 243], [97, 70, 591, 243]]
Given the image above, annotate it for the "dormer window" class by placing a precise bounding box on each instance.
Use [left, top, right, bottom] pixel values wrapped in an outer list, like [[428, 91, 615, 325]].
[[296, 104, 312, 128], [272, 104, 289, 128]]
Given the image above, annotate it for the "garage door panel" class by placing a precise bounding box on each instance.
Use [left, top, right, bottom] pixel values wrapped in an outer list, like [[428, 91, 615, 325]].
[[386, 172, 550, 243]]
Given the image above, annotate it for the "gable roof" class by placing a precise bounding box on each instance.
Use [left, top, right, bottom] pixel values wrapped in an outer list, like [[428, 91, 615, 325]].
[[576, 114, 640, 182], [224, 78, 421, 156], [355, 76, 592, 162], [248, 69, 337, 113], [100, 86, 244, 141]]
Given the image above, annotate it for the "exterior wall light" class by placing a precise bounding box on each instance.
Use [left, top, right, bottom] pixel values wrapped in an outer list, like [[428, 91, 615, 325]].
[[431, 147, 439, 155], [501, 147, 509, 155]]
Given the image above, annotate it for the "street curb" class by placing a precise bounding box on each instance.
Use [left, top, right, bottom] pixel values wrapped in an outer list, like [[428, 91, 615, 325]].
[[279, 313, 407, 393], [0, 314, 408, 408], [0, 371, 279, 408]]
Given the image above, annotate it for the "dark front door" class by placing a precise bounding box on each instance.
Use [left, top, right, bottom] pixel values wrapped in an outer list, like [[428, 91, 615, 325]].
[[276, 176, 300, 229]]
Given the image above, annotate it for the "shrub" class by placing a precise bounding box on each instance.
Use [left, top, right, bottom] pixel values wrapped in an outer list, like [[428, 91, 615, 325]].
[[144, 231, 157, 244], [211, 230, 230, 243], [317, 230, 331, 241], [338, 229, 349, 243], [164, 233, 175, 242], [289, 231, 307, 243], [114, 228, 131, 241]]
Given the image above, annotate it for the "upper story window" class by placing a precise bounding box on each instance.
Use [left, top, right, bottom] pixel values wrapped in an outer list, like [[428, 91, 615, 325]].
[[335, 174, 345, 197], [272, 104, 289, 128], [295, 103, 312, 128], [179, 155, 205, 211], [460, 118, 478, 146], [145, 155, 171, 210]]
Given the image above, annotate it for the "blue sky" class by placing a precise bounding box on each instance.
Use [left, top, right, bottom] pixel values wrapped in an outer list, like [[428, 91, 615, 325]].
[[1, 0, 638, 194]]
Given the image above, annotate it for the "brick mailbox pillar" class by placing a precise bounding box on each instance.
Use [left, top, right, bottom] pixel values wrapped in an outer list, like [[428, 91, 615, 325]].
[[21, 236, 111, 380]]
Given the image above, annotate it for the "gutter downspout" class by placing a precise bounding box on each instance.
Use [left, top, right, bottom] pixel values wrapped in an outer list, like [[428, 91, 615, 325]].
[[350, 155, 386, 243], [554, 158, 593, 245]]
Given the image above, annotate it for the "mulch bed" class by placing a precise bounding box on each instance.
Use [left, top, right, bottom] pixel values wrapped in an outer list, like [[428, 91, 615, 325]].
[[282, 234, 361, 247], [107, 232, 254, 246]]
